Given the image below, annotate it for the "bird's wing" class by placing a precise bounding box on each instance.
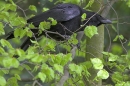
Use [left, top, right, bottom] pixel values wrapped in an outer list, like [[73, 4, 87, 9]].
[[27, 4, 81, 27]]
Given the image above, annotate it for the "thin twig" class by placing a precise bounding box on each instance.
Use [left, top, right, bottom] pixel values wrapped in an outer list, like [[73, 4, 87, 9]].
[[56, 46, 77, 86]]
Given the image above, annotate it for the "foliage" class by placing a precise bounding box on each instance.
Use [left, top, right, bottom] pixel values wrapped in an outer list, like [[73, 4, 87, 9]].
[[0, 0, 130, 86]]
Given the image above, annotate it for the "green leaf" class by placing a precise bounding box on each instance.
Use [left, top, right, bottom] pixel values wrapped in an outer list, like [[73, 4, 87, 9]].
[[0, 11, 9, 21], [22, 64, 31, 70], [41, 64, 54, 79], [6, 77, 18, 86], [31, 54, 43, 63], [112, 72, 123, 83], [109, 54, 118, 62], [3, 58, 19, 68], [39, 21, 51, 30], [42, 7, 49, 12], [126, 0, 130, 7], [1, 69, 9, 74], [0, 76, 6, 86], [15, 74, 21, 80], [30, 40, 39, 45], [111, 24, 117, 32], [111, 44, 123, 54], [0, 46, 5, 53], [14, 29, 20, 38], [128, 42, 130, 46], [62, 0, 80, 4], [38, 72, 46, 82], [84, 26, 98, 38], [119, 35, 124, 40], [9, 4, 17, 11], [0, 39, 13, 49], [113, 35, 124, 41], [16, 49, 25, 57], [102, 52, 118, 61], [97, 69, 109, 79], [14, 28, 26, 39], [91, 58, 103, 69], [61, 53, 72, 66], [49, 0, 53, 2], [11, 58, 20, 68], [45, 41, 56, 50], [68, 33, 78, 45], [29, 5, 37, 12], [85, 0, 94, 8], [0, 22, 5, 35], [25, 54, 35, 59], [48, 17, 57, 25], [10, 17, 26, 26], [4, 3, 16, 11], [69, 63, 82, 76], [28, 23, 35, 28], [27, 30, 33, 37], [81, 13, 86, 21], [54, 64, 63, 74]]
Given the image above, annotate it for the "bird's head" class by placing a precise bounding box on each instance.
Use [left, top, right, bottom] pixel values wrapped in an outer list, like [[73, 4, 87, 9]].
[[96, 14, 112, 25], [83, 10, 112, 27]]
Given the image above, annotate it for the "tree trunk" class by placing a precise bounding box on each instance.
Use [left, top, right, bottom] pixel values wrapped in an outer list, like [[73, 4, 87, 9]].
[[85, 0, 117, 85], [85, 0, 103, 86], [86, 25, 104, 86]]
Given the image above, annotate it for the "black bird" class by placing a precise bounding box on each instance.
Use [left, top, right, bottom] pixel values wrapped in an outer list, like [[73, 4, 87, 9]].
[[6, 3, 111, 50]]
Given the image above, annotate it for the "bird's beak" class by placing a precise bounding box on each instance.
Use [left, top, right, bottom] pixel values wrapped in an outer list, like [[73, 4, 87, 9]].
[[101, 19, 112, 24]]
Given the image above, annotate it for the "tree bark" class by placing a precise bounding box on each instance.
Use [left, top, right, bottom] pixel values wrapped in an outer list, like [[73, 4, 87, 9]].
[[85, 0, 117, 86], [86, 25, 104, 86]]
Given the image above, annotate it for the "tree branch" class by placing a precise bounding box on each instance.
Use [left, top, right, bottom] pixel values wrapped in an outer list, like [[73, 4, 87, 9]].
[[56, 46, 77, 86], [101, 0, 117, 17]]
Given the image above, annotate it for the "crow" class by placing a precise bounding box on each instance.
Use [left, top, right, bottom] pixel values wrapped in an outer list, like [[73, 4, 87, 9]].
[[6, 3, 111, 50]]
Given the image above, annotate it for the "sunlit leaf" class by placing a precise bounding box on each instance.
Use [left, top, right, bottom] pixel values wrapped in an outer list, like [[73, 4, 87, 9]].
[[14, 28, 26, 39], [42, 7, 49, 12], [27, 30, 33, 37], [84, 26, 98, 38], [0, 22, 5, 35], [69, 63, 82, 76], [16, 49, 25, 57], [91, 58, 103, 69], [31, 54, 43, 63], [48, 17, 57, 25], [85, 0, 94, 8], [22, 64, 31, 70], [112, 72, 123, 83], [15, 74, 21, 80], [0, 39, 13, 49], [102, 52, 119, 61], [0, 76, 6, 86], [97, 69, 109, 79], [54, 64, 63, 74], [10, 17, 26, 26], [3, 58, 19, 68], [29, 5, 37, 12], [39, 21, 51, 30], [61, 53, 72, 66], [113, 35, 124, 41], [0, 46, 5, 53], [38, 72, 46, 82], [81, 13, 86, 21]]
